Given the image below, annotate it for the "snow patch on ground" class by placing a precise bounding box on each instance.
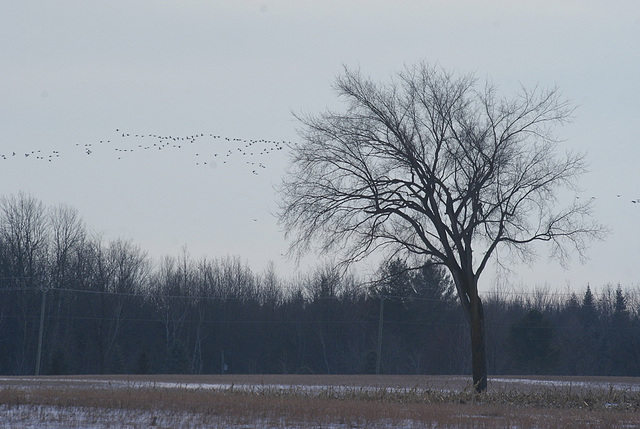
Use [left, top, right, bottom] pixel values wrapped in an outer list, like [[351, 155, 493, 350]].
[[490, 377, 640, 392], [0, 405, 431, 429], [0, 376, 452, 397]]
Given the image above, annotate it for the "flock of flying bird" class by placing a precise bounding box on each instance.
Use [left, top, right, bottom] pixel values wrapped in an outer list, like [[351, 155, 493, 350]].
[[1, 129, 287, 176], [2, 134, 639, 204]]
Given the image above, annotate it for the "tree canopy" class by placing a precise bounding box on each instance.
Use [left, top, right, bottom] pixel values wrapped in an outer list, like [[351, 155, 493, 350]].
[[281, 63, 603, 273]]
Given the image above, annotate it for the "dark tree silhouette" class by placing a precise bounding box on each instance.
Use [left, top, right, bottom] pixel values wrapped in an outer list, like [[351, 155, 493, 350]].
[[508, 309, 559, 374], [278, 63, 605, 391]]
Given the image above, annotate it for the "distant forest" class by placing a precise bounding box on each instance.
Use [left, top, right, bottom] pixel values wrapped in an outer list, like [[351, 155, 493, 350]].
[[1, 193, 639, 377]]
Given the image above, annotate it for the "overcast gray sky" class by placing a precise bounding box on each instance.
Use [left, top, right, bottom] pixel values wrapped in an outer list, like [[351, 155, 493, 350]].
[[2, 1, 638, 292]]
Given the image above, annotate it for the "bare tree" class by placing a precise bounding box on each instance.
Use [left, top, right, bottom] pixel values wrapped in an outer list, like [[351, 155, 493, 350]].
[[0, 192, 49, 373], [46, 203, 87, 372], [279, 63, 605, 391], [49, 203, 86, 289], [0, 192, 49, 287]]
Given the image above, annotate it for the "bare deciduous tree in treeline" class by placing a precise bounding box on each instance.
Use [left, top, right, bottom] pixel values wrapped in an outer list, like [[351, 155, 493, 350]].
[[279, 63, 606, 391]]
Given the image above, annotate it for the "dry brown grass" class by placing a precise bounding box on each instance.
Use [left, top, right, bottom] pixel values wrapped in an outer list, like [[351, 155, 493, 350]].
[[1, 375, 639, 428]]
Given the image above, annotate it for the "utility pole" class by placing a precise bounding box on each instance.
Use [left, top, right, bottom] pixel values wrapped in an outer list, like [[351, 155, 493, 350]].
[[375, 296, 385, 375], [35, 286, 47, 375]]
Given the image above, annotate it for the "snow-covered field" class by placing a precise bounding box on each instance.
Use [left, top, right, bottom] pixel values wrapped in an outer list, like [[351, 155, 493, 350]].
[[1, 375, 639, 428], [0, 405, 406, 429], [4, 373, 638, 393]]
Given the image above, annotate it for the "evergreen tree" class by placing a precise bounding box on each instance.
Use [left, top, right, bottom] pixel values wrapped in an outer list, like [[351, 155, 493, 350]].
[[166, 341, 190, 374], [581, 285, 598, 327], [608, 285, 635, 375], [135, 350, 152, 374], [47, 350, 69, 375], [508, 309, 559, 374], [109, 346, 126, 374], [613, 285, 629, 320]]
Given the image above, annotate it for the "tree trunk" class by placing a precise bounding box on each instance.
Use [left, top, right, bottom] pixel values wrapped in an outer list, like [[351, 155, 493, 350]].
[[453, 270, 488, 393], [469, 293, 487, 392]]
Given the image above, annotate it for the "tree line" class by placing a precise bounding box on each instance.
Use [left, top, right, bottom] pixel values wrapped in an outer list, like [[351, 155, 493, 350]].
[[1, 193, 638, 377]]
